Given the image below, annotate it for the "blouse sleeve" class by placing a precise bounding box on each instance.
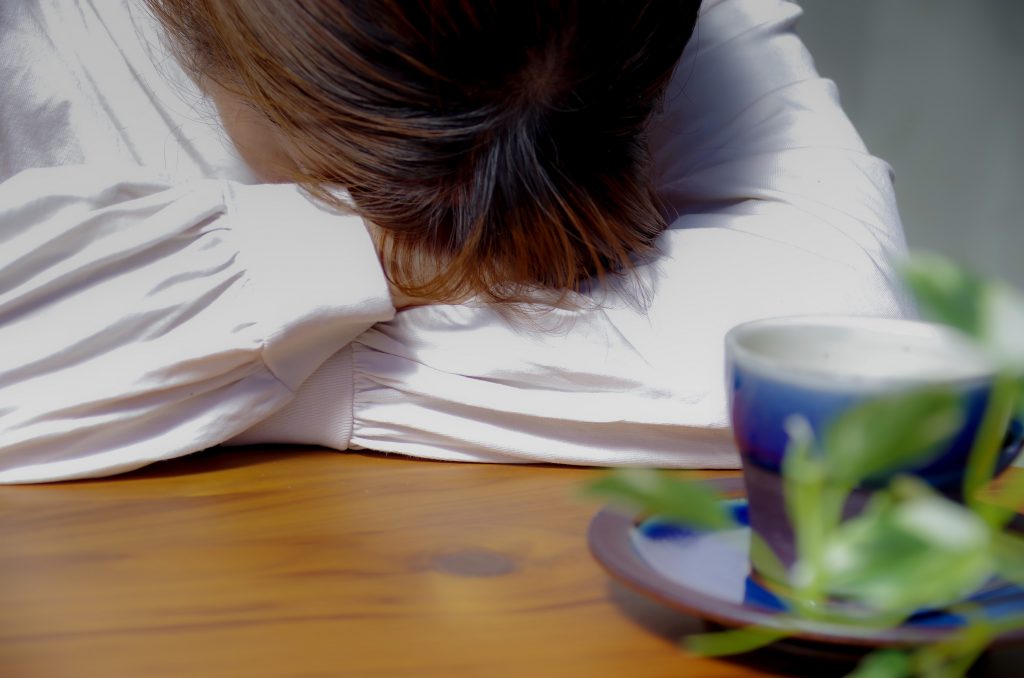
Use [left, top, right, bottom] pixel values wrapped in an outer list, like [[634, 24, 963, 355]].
[[0, 165, 393, 482], [650, 0, 911, 299], [329, 0, 913, 469]]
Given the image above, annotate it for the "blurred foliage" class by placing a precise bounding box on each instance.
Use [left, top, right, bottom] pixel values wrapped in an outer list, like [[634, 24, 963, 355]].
[[586, 254, 1024, 677]]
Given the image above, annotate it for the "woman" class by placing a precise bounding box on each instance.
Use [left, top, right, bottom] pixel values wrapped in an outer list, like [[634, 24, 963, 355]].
[[0, 0, 910, 482]]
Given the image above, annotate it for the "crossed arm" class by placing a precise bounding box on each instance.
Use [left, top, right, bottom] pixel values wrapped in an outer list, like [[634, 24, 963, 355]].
[[0, 0, 910, 482]]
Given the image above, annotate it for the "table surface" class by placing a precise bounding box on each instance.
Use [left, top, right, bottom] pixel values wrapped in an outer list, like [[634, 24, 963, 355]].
[[1, 448, 1022, 678]]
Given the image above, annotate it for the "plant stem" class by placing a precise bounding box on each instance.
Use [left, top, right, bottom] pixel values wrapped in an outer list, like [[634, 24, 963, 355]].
[[964, 373, 1018, 526]]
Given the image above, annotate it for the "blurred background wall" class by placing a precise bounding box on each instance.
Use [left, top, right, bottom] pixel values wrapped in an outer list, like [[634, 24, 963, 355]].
[[795, 0, 1023, 288]]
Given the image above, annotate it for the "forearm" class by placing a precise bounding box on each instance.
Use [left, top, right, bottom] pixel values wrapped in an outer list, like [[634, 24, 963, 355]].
[[0, 166, 394, 482]]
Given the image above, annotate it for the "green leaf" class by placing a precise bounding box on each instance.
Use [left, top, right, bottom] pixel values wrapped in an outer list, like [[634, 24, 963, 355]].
[[823, 389, 964, 488], [748, 532, 789, 586], [584, 469, 734, 530], [977, 447, 1024, 529], [902, 254, 1024, 372], [912, 618, 995, 678], [901, 253, 985, 337], [821, 479, 994, 615], [781, 417, 830, 600], [1017, 379, 1024, 422], [683, 626, 788, 657], [991, 532, 1024, 586], [964, 374, 1019, 518], [980, 283, 1024, 370], [846, 649, 913, 678]]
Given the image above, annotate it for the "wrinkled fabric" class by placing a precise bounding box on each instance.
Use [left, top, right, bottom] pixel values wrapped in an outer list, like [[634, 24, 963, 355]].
[[0, 168, 393, 482], [0, 0, 911, 481]]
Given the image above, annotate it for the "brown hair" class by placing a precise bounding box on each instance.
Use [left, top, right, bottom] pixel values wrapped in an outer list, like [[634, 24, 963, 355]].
[[148, 0, 702, 302]]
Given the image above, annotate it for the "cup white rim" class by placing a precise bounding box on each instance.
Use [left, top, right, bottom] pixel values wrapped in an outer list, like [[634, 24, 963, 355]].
[[724, 314, 996, 392]]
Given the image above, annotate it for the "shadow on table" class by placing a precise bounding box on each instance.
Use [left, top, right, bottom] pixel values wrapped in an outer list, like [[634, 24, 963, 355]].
[[106, 445, 568, 484], [82, 445, 333, 483]]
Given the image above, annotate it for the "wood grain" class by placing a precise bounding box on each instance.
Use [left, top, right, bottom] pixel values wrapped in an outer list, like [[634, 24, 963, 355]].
[[0, 448, 1018, 677]]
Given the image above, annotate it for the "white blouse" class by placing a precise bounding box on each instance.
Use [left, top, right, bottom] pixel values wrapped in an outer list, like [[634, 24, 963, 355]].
[[0, 0, 911, 482]]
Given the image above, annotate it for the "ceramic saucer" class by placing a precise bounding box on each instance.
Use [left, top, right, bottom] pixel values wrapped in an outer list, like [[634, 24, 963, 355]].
[[588, 477, 1024, 648]]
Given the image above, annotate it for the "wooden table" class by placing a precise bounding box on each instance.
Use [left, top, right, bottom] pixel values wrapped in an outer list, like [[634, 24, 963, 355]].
[[1, 448, 1021, 677]]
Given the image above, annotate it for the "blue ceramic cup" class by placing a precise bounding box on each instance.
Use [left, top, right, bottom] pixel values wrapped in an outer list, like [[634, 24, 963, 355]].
[[724, 315, 1023, 574]]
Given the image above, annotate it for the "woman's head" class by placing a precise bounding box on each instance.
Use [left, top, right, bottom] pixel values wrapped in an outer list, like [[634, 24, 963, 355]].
[[149, 0, 702, 302]]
